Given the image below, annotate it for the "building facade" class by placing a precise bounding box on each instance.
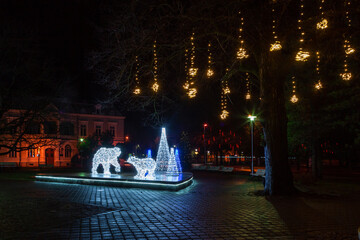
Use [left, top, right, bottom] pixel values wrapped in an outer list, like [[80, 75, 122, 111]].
[[0, 103, 125, 167]]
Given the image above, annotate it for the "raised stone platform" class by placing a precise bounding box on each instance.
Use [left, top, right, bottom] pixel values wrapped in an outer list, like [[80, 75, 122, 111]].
[[35, 172, 193, 191]]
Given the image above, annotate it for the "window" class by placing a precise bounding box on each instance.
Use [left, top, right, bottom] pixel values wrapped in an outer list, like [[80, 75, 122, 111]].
[[44, 121, 57, 134], [60, 122, 74, 136], [25, 122, 40, 134], [28, 148, 36, 158], [65, 145, 71, 158], [95, 126, 102, 136], [109, 126, 115, 137], [9, 150, 17, 158], [80, 124, 87, 136]]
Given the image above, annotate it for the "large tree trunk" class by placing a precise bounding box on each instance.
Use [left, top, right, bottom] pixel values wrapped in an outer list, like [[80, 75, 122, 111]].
[[259, 51, 295, 195]]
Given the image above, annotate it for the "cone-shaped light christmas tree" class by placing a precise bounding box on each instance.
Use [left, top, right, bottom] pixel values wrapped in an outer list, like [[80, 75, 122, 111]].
[[175, 149, 182, 173], [155, 128, 171, 173], [167, 148, 179, 175]]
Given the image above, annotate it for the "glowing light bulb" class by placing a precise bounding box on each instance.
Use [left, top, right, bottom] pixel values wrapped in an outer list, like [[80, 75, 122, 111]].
[[237, 48, 249, 59], [207, 69, 214, 77], [152, 82, 159, 92], [340, 72, 352, 81], [187, 88, 197, 98], [316, 19, 328, 29], [189, 67, 198, 77], [220, 110, 229, 120], [223, 87, 230, 94], [295, 50, 310, 61], [133, 88, 141, 94], [290, 94, 299, 103], [270, 41, 282, 51], [315, 81, 322, 90], [245, 93, 251, 100], [183, 82, 189, 90], [345, 47, 355, 55]]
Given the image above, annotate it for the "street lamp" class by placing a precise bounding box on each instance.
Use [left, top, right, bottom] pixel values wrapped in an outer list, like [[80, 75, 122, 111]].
[[203, 123, 208, 165], [247, 115, 256, 174]]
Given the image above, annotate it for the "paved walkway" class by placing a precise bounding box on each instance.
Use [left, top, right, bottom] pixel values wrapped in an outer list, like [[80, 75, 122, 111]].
[[0, 172, 359, 239]]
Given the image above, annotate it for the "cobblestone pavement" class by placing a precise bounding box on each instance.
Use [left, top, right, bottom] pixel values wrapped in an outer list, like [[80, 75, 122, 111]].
[[1, 172, 359, 239]]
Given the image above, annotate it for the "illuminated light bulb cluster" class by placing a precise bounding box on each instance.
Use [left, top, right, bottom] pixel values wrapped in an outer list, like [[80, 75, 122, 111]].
[[270, 5, 282, 52], [133, 56, 141, 95], [92, 147, 121, 175], [207, 42, 214, 77], [341, 0, 354, 81], [316, 0, 328, 30], [245, 72, 251, 100], [187, 33, 198, 98], [236, 12, 249, 60], [220, 110, 229, 120], [152, 40, 159, 92], [314, 51, 322, 90], [295, 0, 310, 62], [290, 77, 299, 103]]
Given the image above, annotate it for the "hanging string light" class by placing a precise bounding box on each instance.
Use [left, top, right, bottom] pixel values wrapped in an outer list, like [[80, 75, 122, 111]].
[[236, 11, 249, 60], [133, 56, 141, 95], [270, 3, 282, 52], [220, 69, 230, 120], [188, 32, 197, 98], [290, 76, 299, 103], [245, 72, 251, 100], [316, 0, 328, 30], [220, 82, 229, 120], [223, 68, 230, 94], [152, 40, 159, 92], [207, 42, 214, 77], [314, 51, 322, 90], [340, 0, 354, 81], [295, 0, 310, 62], [183, 48, 190, 90]]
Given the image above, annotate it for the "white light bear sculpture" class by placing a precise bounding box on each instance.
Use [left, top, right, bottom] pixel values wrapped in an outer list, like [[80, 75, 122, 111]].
[[127, 156, 156, 180], [92, 147, 121, 175]]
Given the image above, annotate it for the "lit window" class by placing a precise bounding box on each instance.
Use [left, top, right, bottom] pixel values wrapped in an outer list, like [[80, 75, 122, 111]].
[[65, 145, 72, 158], [9, 150, 17, 158], [28, 148, 36, 158]]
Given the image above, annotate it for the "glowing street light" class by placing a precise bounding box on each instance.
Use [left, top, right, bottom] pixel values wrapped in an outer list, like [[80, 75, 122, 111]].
[[247, 115, 256, 174]]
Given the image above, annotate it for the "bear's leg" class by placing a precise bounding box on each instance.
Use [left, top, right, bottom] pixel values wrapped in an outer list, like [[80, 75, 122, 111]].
[[113, 159, 121, 173], [103, 162, 111, 175], [92, 162, 99, 174]]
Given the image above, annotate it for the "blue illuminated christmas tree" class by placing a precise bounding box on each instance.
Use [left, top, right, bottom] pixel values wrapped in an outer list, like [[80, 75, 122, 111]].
[[175, 149, 182, 173], [167, 148, 179, 175], [155, 128, 171, 173]]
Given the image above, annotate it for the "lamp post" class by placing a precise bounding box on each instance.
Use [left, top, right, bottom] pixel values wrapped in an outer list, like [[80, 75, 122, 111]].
[[203, 123, 208, 165], [248, 115, 256, 174]]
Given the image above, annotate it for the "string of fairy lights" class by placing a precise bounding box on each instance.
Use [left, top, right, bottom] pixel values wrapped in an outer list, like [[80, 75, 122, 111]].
[[236, 11, 249, 60], [130, 0, 356, 116], [314, 51, 323, 90], [133, 56, 141, 95], [245, 72, 251, 100], [295, 0, 310, 62], [207, 42, 214, 78], [152, 40, 159, 92], [220, 70, 230, 120], [340, 0, 355, 81], [290, 77, 299, 103], [187, 32, 198, 98], [316, 0, 328, 30], [270, 3, 282, 52]]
